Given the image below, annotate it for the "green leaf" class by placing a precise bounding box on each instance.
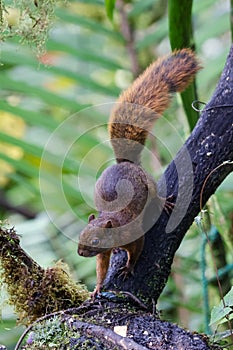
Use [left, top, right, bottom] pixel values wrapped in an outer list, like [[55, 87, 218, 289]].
[[223, 286, 233, 307], [105, 0, 116, 21], [8, 172, 40, 196], [0, 132, 78, 173], [0, 100, 59, 131], [217, 312, 233, 325], [192, 0, 218, 13], [74, 0, 103, 3], [128, 0, 155, 18], [136, 17, 167, 51], [0, 132, 44, 158], [212, 328, 233, 341], [0, 152, 39, 180], [210, 287, 233, 325], [210, 305, 232, 325], [0, 73, 86, 112], [47, 39, 123, 71], [0, 151, 81, 201], [195, 13, 229, 45], [55, 8, 123, 43], [0, 49, 120, 97]]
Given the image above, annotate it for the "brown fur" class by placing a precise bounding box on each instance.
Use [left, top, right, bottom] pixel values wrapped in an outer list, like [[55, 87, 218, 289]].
[[78, 49, 201, 296], [109, 48, 201, 163]]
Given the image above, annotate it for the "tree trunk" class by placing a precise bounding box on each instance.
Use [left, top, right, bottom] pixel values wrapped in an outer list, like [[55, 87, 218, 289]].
[[104, 44, 233, 308]]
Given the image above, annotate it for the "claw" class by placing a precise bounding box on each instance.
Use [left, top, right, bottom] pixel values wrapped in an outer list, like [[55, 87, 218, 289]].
[[91, 285, 102, 299], [118, 264, 134, 280], [161, 194, 175, 215]]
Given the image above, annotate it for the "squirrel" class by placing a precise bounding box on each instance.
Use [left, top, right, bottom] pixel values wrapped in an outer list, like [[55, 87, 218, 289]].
[[78, 48, 201, 296]]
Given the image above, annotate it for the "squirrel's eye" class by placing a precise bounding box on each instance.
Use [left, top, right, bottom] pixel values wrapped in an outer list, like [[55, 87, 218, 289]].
[[91, 238, 100, 246]]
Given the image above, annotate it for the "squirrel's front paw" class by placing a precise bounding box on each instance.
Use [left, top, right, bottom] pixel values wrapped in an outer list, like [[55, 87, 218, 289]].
[[91, 284, 102, 299], [118, 264, 134, 281], [160, 194, 175, 215]]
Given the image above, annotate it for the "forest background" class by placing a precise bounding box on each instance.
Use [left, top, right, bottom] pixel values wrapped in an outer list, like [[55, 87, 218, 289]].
[[0, 0, 232, 349]]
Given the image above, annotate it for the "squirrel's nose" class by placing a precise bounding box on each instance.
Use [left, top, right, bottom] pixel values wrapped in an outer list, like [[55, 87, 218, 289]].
[[77, 248, 84, 256]]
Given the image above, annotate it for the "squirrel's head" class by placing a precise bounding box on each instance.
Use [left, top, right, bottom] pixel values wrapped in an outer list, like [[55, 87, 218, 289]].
[[77, 214, 115, 257]]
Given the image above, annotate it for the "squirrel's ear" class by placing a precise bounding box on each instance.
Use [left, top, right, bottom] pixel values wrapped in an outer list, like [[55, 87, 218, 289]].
[[88, 214, 95, 223], [105, 220, 113, 228]]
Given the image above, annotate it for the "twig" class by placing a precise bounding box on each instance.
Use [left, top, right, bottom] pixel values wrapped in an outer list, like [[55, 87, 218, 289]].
[[70, 319, 149, 350], [116, 0, 140, 77], [119, 291, 148, 310]]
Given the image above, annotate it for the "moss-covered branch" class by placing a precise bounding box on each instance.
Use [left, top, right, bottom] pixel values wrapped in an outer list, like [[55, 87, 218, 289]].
[[14, 297, 220, 350], [0, 226, 89, 325]]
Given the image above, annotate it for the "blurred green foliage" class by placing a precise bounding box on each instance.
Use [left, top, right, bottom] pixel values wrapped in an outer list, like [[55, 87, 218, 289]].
[[0, 0, 232, 348]]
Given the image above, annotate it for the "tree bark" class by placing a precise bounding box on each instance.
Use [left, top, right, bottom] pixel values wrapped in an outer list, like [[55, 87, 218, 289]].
[[103, 44, 233, 307]]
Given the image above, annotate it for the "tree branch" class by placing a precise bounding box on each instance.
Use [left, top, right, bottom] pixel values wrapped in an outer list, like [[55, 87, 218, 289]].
[[103, 44, 233, 307], [15, 299, 219, 350]]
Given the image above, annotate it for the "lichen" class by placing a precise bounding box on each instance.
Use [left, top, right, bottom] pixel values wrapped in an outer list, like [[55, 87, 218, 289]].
[[21, 315, 112, 349], [24, 316, 71, 349], [0, 0, 66, 55]]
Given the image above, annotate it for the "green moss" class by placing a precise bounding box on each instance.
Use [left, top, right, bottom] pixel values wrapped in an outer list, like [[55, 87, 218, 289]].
[[0, 226, 89, 325], [25, 316, 71, 349], [24, 315, 106, 349]]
